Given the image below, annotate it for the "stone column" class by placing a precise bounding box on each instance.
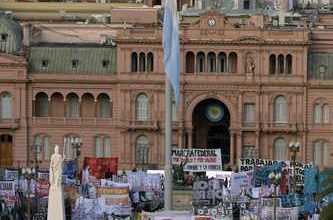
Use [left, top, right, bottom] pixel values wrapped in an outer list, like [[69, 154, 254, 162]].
[[94, 99, 98, 118], [256, 131, 260, 158], [236, 132, 242, 164], [230, 132, 235, 164], [188, 130, 193, 148], [48, 98, 51, 117]]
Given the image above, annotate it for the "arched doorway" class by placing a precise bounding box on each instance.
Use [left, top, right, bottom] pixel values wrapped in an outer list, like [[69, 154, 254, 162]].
[[192, 99, 230, 165], [0, 134, 13, 167]]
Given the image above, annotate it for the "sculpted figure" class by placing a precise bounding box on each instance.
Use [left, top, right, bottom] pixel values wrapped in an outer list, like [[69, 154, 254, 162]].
[[49, 145, 63, 187], [47, 145, 65, 220]]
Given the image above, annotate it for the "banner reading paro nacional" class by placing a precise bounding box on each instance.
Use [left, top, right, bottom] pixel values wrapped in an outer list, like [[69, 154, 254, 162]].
[[171, 149, 222, 172]]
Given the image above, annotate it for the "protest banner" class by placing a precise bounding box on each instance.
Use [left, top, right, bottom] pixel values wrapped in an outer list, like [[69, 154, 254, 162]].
[[239, 158, 312, 186], [4, 169, 18, 181], [172, 149, 222, 172], [192, 178, 224, 207], [63, 160, 78, 179], [0, 180, 15, 197], [193, 202, 233, 220], [97, 187, 130, 206], [128, 172, 161, 192], [37, 179, 49, 197], [153, 211, 192, 220], [261, 206, 298, 220], [83, 157, 118, 179], [38, 171, 49, 180], [230, 171, 253, 197]]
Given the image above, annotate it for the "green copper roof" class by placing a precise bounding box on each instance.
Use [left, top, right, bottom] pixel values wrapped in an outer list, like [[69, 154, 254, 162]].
[[0, 17, 23, 54], [28, 44, 117, 75]]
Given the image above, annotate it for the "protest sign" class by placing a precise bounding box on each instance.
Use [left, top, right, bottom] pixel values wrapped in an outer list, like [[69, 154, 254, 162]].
[[0, 180, 15, 197], [172, 149, 222, 172], [83, 157, 118, 179], [5, 170, 18, 181], [128, 172, 161, 192], [261, 206, 298, 220], [38, 171, 49, 180], [37, 179, 49, 197], [239, 158, 312, 186], [193, 202, 233, 220], [153, 211, 192, 220], [97, 187, 130, 206], [63, 160, 78, 179], [230, 171, 253, 197], [192, 179, 224, 206]]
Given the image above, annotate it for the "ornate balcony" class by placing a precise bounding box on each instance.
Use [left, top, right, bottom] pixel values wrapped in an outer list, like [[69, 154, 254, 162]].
[[0, 118, 20, 129], [32, 117, 113, 126], [128, 119, 159, 131]]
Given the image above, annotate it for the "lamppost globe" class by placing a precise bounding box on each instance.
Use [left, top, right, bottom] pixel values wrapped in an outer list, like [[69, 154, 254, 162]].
[[269, 172, 275, 180], [294, 142, 300, 150], [289, 141, 295, 148], [22, 167, 26, 175], [275, 173, 282, 180]]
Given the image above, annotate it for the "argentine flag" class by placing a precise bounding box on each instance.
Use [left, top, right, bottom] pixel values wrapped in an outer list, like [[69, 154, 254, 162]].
[[163, 0, 180, 106]]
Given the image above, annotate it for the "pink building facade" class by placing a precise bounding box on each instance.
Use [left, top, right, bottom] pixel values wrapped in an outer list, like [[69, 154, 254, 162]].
[[0, 10, 332, 171]]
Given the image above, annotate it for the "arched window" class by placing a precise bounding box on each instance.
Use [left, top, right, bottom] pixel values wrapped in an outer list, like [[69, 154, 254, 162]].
[[273, 96, 288, 123], [277, 54, 284, 74], [139, 52, 146, 72], [0, 92, 12, 119], [323, 104, 329, 124], [269, 54, 276, 74], [313, 140, 329, 166], [34, 134, 50, 160], [131, 52, 138, 72], [98, 94, 111, 118], [314, 104, 322, 123], [50, 92, 65, 117], [185, 52, 195, 73], [136, 93, 149, 121], [63, 135, 81, 160], [228, 52, 238, 73], [286, 54, 292, 74], [135, 135, 149, 165], [196, 52, 205, 73], [273, 138, 287, 160], [81, 93, 95, 118], [218, 52, 227, 73], [314, 103, 330, 124], [207, 52, 216, 73], [35, 92, 49, 117], [147, 52, 154, 73], [67, 93, 79, 118], [95, 136, 111, 157]]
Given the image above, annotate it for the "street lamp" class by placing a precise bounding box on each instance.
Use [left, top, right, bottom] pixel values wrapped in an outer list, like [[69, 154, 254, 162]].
[[268, 172, 282, 220], [70, 137, 82, 161], [289, 141, 301, 193], [21, 167, 36, 220]]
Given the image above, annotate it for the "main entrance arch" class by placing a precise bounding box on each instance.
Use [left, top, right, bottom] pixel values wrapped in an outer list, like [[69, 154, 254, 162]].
[[0, 134, 13, 167], [192, 99, 230, 165]]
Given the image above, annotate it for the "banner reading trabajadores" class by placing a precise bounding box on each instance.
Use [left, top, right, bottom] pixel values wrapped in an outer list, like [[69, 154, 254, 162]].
[[171, 149, 222, 172]]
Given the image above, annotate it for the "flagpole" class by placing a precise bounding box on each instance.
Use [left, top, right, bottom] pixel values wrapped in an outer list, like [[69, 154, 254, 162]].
[[164, 78, 173, 210]]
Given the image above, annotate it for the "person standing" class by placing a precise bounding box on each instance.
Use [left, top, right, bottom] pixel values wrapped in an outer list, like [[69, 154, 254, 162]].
[[82, 165, 90, 198]]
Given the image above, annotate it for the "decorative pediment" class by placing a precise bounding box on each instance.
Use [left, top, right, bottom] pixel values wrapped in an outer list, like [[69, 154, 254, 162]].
[[0, 53, 26, 67], [187, 10, 229, 30]]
